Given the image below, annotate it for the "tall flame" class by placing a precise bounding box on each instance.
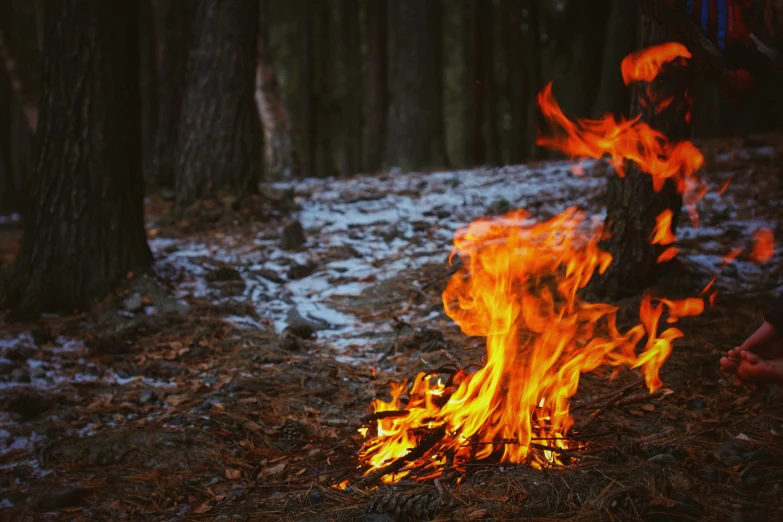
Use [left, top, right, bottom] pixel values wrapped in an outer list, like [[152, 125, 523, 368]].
[[359, 209, 697, 480], [356, 43, 706, 483]]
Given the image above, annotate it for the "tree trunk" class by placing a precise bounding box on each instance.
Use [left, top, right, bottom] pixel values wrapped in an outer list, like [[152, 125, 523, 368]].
[[340, 0, 362, 177], [464, 0, 485, 166], [527, 0, 545, 159], [384, 0, 447, 171], [363, 0, 387, 173], [8, 0, 152, 319], [313, 0, 335, 178], [590, 11, 689, 300], [591, 0, 637, 118], [483, 3, 501, 165], [300, 0, 314, 178], [256, 0, 298, 180], [503, 0, 527, 164], [152, 0, 194, 189], [175, 0, 261, 210], [139, 0, 158, 187]]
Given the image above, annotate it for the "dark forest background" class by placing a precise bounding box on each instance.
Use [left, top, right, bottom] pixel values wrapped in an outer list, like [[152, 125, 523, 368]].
[[3, 0, 783, 220]]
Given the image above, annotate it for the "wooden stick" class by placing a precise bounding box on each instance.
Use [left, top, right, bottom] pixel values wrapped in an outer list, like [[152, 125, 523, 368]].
[[356, 426, 447, 489], [530, 442, 599, 461]]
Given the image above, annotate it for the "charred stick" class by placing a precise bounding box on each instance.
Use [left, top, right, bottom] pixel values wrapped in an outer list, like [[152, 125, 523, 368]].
[[356, 426, 447, 489], [360, 410, 410, 424], [580, 381, 652, 430], [529, 442, 599, 461]]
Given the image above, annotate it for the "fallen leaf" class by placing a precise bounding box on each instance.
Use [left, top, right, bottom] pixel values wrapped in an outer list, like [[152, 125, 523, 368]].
[[166, 394, 188, 406], [225, 468, 241, 480], [468, 509, 489, 520], [192, 503, 212, 514], [641, 404, 655, 412], [628, 409, 645, 417], [263, 463, 286, 476], [734, 433, 752, 442]]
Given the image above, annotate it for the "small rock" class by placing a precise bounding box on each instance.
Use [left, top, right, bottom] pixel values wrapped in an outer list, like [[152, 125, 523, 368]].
[[722, 455, 745, 467], [487, 198, 512, 216], [714, 441, 741, 459], [122, 293, 144, 313], [176, 505, 191, 519], [205, 267, 242, 282], [308, 490, 324, 505], [254, 268, 286, 284], [703, 466, 721, 483], [10, 368, 30, 383], [29, 366, 46, 379], [671, 492, 704, 516], [648, 453, 676, 465], [288, 261, 317, 280], [279, 333, 306, 351], [687, 396, 707, 410], [139, 390, 157, 403], [208, 477, 221, 486], [30, 328, 55, 346], [34, 488, 90, 511], [281, 220, 306, 251], [199, 399, 216, 411], [742, 447, 771, 463], [117, 369, 130, 379]]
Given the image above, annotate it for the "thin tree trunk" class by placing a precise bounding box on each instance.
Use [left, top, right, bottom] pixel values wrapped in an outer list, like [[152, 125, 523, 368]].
[[340, 0, 361, 177], [483, 2, 501, 165], [9, 0, 152, 319], [591, 0, 637, 118], [384, 0, 447, 171], [300, 0, 314, 178], [256, 0, 298, 180], [139, 0, 158, 186], [464, 0, 485, 166], [527, 0, 545, 159], [152, 0, 194, 189], [590, 10, 689, 299], [503, 0, 527, 164], [175, 0, 261, 210], [363, 0, 386, 173], [313, 0, 334, 178]]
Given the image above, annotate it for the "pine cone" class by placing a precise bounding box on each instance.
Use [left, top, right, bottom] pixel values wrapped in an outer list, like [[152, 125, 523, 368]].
[[367, 490, 442, 522], [278, 421, 306, 440]]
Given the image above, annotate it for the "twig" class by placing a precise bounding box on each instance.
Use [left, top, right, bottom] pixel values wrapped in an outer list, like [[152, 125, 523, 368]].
[[360, 410, 410, 424], [420, 265, 461, 291], [356, 426, 447, 489], [579, 381, 651, 431], [570, 378, 645, 413], [529, 442, 599, 461]]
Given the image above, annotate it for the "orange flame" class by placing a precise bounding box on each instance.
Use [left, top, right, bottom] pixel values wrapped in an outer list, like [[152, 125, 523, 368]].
[[620, 43, 691, 85], [536, 42, 705, 226], [750, 229, 775, 263], [358, 209, 693, 479], [356, 42, 706, 485]]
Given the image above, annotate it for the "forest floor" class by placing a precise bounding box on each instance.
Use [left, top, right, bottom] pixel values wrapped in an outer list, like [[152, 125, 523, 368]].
[[1, 136, 783, 521]]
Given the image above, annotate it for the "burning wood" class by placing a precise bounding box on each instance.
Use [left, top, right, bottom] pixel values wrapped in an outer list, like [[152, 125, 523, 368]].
[[351, 43, 709, 487]]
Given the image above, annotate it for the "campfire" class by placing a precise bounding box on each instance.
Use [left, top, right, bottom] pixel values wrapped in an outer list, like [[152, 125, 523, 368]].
[[353, 43, 710, 487]]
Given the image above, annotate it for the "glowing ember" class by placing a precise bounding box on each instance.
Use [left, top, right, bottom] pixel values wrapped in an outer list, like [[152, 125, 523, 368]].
[[750, 229, 775, 263]]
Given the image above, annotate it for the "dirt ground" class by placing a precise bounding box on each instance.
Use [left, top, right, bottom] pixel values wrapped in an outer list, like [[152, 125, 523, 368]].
[[1, 137, 783, 521]]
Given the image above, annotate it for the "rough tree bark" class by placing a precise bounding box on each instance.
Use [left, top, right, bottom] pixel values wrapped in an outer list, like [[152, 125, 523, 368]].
[[175, 0, 261, 210], [313, 0, 335, 178], [340, 0, 362, 177], [592, 0, 638, 118], [152, 0, 194, 189], [139, 0, 158, 186], [8, 0, 152, 319], [502, 0, 527, 164], [590, 12, 689, 300], [527, 0, 545, 160], [384, 0, 447, 171], [256, 0, 298, 180], [363, 0, 387, 173], [300, 0, 314, 178]]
